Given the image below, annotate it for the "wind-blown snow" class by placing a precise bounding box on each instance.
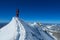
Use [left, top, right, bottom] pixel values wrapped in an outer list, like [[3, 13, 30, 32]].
[[0, 17, 54, 40]]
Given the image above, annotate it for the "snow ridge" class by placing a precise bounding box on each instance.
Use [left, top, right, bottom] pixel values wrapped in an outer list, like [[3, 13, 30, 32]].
[[15, 17, 26, 40]]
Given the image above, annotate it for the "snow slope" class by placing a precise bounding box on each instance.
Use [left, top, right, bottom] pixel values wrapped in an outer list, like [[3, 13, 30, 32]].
[[0, 17, 54, 40]]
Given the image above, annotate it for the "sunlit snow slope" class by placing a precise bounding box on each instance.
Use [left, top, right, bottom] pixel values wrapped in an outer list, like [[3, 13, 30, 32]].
[[0, 17, 54, 40]]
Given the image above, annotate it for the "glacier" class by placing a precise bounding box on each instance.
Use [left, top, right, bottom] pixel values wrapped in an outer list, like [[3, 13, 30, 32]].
[[0, 17, 55, 40]]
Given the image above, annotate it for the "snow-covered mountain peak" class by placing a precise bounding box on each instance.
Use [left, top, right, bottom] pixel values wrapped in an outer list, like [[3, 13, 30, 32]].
[[0, 17, 55, 40], [0, 17, 26, 40]]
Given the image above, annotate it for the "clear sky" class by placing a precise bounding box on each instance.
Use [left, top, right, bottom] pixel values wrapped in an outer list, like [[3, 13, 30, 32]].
[[0, 0, 60, 23]]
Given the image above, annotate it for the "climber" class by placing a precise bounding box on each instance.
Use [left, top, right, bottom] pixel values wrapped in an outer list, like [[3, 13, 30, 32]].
[[16, 9, 19, 17]]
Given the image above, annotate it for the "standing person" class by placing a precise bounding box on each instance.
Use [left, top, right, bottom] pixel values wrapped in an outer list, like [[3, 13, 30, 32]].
[[16, 9, 19, 17]]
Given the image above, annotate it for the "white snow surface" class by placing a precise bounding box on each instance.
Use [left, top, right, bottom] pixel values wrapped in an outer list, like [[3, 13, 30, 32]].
[[0, 17, 54, 40]]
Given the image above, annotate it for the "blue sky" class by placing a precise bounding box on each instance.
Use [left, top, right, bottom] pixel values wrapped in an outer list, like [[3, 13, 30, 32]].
[[0, 0, 60, 23]]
